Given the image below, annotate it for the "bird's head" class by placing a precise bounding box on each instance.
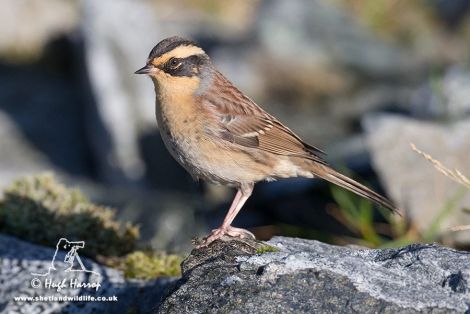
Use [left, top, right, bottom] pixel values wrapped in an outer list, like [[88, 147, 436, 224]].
[[135, 36, 211, 94]]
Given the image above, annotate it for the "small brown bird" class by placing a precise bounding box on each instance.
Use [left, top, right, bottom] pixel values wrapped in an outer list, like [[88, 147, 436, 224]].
[[136, 36, 400, 247]]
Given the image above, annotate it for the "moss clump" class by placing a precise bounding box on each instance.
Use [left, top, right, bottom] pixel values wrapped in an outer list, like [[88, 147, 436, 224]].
[[0, 173, 139, 258], [115, 251, 182, 279], [255, 244, 280, 254]]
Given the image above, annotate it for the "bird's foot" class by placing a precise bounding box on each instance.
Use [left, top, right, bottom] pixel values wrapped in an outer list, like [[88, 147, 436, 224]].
[[196, 226, 255, 248]]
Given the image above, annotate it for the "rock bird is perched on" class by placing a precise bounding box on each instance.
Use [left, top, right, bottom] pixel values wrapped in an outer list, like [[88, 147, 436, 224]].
[[135, 36, 401, 247]]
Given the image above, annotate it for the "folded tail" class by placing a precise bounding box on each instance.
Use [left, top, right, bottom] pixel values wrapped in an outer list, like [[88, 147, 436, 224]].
[[312, 164, 402, 216]]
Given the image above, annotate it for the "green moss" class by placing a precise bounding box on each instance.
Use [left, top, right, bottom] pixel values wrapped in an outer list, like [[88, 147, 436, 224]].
[[117, 251, 182, 279], [0, 173, 185, 279], [0, 173, 139, 258], [255, 244, 280, 254]]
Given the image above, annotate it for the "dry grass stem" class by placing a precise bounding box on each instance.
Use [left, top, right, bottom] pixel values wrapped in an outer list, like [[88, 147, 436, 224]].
[[410, 143, 470, 233], [450, 225, 470, 232], [409, 143, 470, 190]]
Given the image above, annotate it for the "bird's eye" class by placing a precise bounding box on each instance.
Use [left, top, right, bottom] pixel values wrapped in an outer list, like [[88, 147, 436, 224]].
[[169, 58, 179, 68]]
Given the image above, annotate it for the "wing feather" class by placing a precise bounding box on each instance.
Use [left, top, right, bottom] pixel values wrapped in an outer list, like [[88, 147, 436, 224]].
[[202, 71, 327, 165]]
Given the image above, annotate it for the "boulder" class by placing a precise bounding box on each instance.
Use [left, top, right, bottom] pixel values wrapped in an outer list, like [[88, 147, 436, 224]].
[[2, 233, 468, 313], [0, 234, 175, 313], [256, 0, 416, 80], [364, 115, 470, 245], [157, 236, 470, 313], [0, 112, 58, 192], [0, 0, 78, 61]]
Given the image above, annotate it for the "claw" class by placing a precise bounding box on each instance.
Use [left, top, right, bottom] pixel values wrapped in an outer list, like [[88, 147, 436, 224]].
[[196, 226, 255, 248]]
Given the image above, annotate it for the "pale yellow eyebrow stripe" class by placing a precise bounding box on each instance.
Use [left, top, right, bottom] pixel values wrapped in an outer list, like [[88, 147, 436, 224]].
[[151, 45, 205, 66]]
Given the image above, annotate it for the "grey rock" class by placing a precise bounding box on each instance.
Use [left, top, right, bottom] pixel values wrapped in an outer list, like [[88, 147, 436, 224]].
[[0, 0, 78, 60], [157, 236, 470, 313], [0, 234, 176, 313], [408, 66, 470, 120], [364, 115, 470, 245], [440, 67, 470, 118], [0, 112, 59, 193], [257, 0, 418, 79], [0, 40, 116, 185], [81, 0, 158, 182]]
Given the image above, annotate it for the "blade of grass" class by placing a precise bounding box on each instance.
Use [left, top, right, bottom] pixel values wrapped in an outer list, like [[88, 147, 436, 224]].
[[330, 185, 360, 229], [358, 198, 383, 246]]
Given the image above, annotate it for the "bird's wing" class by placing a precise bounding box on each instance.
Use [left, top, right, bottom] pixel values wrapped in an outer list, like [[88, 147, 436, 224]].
[[202, 72, 327, 165]]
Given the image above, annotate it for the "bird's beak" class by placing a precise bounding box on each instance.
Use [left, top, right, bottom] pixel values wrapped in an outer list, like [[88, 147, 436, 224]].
[[135, 64, 154, 75]]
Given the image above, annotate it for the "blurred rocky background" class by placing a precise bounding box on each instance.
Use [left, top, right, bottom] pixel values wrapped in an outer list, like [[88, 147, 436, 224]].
[[0, 0, 469, 253]]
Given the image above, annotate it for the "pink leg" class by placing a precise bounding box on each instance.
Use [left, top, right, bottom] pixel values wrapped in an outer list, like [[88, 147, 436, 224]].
[[198, 185, 254, 247]]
